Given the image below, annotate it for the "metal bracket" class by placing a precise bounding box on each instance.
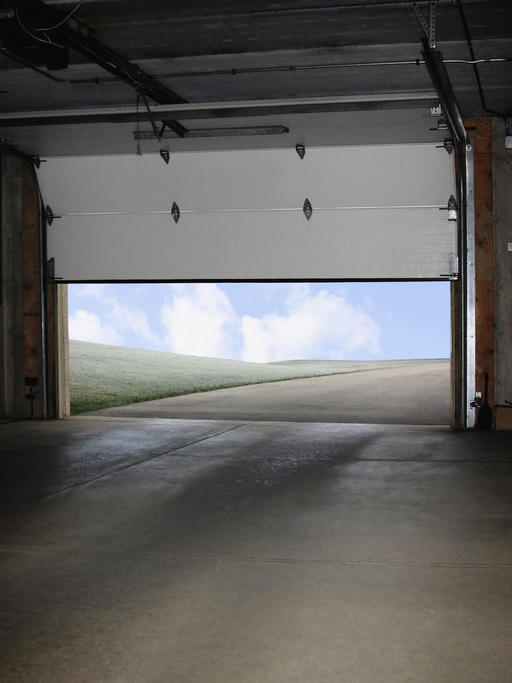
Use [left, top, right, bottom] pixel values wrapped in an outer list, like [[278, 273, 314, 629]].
[[139, 93, 189, 142], [296, 144, 306, 160], [140, 92, 164, 142], [470, 393, 482, 409], [413, 1, 436, 49], [438, 195, 458, 221], [161, 119, 189, 138], [436, 138, 454, 154], [447, 194, 458, 221], [44, 205, 61, 225], [429, 115, 448, 132]]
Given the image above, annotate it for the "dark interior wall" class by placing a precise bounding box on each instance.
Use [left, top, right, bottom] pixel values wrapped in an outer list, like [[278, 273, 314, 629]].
[[493, 119, 512, 429], [21, 161, 44, 417], [0, 155, 25, 418]]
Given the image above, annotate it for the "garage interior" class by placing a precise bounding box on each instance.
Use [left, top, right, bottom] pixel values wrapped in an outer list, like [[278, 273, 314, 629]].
[[1, 1, 511, 680]]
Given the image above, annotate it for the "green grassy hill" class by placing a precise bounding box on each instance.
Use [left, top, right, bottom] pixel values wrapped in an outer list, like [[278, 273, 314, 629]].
[[70, 340, 447, 414]]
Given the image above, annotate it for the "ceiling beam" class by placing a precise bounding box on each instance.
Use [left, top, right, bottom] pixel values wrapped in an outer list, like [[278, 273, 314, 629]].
[[0, 93, 440, 128]]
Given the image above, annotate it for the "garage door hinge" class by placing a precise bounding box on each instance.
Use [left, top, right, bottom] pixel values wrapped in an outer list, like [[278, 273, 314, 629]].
[[303, 198, 313, 221], [440, 252, 459, 280], [46, 257, 55, 280], [171, 202, 180, 223]]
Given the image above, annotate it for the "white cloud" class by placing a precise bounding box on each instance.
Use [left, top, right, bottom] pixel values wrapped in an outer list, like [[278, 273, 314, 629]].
[[74, 284, 107, 299], [68, 283, 380, 362], [68, 309, 122, 346], [108, 300, 159, 344], [160, 284, 240, 359], [284, 282, 311, 308], [240, 288, 379, 363]]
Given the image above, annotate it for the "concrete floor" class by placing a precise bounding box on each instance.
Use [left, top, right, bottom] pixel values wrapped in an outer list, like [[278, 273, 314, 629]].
[[1, 405, 511, 682]]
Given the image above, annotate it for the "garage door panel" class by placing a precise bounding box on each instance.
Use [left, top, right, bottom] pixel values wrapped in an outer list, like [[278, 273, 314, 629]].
[[295, 146, 454, 208], [38, 144, 455, 216], [39, 152, 301, 213], [38, 156, 172, 215], [41, 143, 456, 282], [48, 207, 456, 281], [49, 212, 308, 281], [306, 209, 456, 279]]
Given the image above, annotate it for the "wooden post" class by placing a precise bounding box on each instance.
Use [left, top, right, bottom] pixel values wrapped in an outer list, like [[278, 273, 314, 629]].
[[1, 154, 69, 419], [21, 163, 44, 417]]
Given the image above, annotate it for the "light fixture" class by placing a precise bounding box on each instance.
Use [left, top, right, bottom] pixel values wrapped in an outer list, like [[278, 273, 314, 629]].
[[134, 126, 289, 140], [160, 149, 170, 164], [296, 144, 305, 159], [303, 198, 313, 221], [448, 195, 457, 221]]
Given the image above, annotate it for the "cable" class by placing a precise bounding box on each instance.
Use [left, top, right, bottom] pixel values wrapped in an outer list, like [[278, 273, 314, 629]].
[[136, 93, 141, 155], [3, 49, 510, 87], [455, 0, 509, 134], [134, 57, 512, 80], [15, 2, 67, 49], [15, 3, 54, 45], [37, 0, 84, 32], [444, 58, 512, 65]]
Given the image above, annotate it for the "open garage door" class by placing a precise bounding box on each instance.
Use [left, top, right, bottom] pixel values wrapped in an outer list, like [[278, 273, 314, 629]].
[[38, 143, 456, 282]]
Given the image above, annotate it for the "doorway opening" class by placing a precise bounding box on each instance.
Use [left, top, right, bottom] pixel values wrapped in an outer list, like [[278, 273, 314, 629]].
[[66, 281, 451, 424]]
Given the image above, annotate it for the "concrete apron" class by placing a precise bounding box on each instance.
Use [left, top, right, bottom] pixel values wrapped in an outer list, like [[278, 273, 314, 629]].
[[1, 416, 511, 682]]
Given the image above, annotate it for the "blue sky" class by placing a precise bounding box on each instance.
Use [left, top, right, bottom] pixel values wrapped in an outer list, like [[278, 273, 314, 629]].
[[68, 281, 450, 362]]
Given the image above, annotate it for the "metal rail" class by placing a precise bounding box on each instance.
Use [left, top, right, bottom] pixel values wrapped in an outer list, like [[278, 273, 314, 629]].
[[251, 1, 455, 17], [421, 39, 475, 428]]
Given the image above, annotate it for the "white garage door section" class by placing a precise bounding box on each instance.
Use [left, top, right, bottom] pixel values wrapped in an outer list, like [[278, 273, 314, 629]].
[[38, 143, 456, 281]]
